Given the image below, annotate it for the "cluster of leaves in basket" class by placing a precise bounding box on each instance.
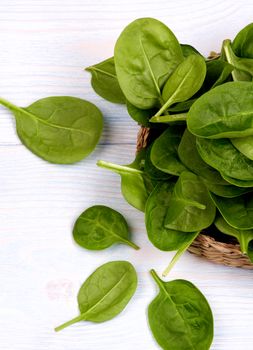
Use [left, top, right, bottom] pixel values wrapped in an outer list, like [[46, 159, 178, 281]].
[[86, 17, 253, 349], [0, 96, 103, 164]]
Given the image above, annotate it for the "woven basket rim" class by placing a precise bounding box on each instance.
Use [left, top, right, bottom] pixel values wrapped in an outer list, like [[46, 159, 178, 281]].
[[137, 126, 253, 269]]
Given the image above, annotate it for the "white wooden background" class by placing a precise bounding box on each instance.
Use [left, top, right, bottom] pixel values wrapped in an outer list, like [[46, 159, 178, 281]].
[[1, 1, 253, 349]]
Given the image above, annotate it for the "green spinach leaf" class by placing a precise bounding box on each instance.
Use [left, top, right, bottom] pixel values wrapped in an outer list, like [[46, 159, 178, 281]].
[[215, 216, 253, 262], [114, 17, 183, 109], [55, 261, 137, 332], [145, 181, 197, 251], [150, 126, 187, 175], [73, 205, 139, 250], [153, 54, 206, 118], [196, 137, 253, 180], [210, 192, 253, 230], [148, 270, 214, 350], [0, 96, 103, 164], [165, 171, 216, 232], [188, 82, 253, 138], [97, 151, 154, 211], [86, 57, 125, 104], [231, 135, 253, 160]]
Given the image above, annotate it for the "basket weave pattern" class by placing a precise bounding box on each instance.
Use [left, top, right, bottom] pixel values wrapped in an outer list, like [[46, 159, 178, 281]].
[[137, 126, 253, 269]]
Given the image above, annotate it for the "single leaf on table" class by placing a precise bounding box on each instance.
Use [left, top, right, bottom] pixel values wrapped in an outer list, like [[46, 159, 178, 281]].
[[148, 270, 214, 350], [215, 216, 253, 262], [188, 82, 253, 139], [86, 57, 126, 104], [178, 130, 249, 197], [73, 205, 139, 250], [165, 171, 216, 232], [55, 261, 137, 332], [114, 17, 183, 109], [196, 137, 253, 181], [153, 54, 206, 118], [0, 96, 103, 164], [145, 181, 198, 251], [150, 126, 187, 175], [210, 192, 253, 230], [97, 151, 154, 212]]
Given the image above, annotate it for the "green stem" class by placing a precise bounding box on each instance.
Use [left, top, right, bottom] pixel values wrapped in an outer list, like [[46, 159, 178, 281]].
[[54, 314, 84, 332], [0, 97, 22, 114], [153, 97, 173, 118], [150, 269, 163, 287], [120, 237, 140, 250], [97, 160, 143, 175], [223, 39, 238, 81], [162, 232, 199, 277], [150, 113, 187, 123]]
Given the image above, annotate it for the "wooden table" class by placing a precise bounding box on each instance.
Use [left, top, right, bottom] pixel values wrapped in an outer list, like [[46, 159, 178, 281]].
[[0, 1, 253, 349]]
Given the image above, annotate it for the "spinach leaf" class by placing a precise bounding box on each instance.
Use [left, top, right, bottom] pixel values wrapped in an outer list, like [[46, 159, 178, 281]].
[[168, 98, 196, 113], [150, 126, 187, 175], [223, 40, 253, 81], [73, 205, 139, 250], [165, 171, 216, 232], [232, 23, 253, 59], [215, 216, 253, 262], [221, 173, 253, 188], [204, 59, 233, 90], [178, 130, 248, 197], [231, 135, 253, 160], [97, 151, 154, 211], [188, 82, 253, 138], [144, 145, 172, 181], [0, 96, 103, 164], [55, 261, 137, 332], [114, 17, 183, 109], [196, 137, 253, 180], [210, 193, 253, 230], [148, 269, 214, 350], [86, 57, 125, 104], [145, 181, 197, 251], [126, 100, 156, 126], [181, 44, 202, 57], [153, 54, 206, 118]]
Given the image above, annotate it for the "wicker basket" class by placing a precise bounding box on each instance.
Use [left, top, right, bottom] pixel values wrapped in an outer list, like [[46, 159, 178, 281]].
[[137, 126, 253, 270]]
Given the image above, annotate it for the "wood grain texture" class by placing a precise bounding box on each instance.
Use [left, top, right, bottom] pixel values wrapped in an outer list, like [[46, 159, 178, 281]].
[[0, 1, 253, 349]]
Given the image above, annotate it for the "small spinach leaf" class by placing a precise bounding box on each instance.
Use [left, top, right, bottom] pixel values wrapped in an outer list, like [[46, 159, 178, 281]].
[[86, 57, 125, 104], [215, 216, 253, 262], [165, 171, 216, 232], [0, 96, 103, 164], [148, 269, 214, 350], [210, 192, 253, 230], [154, 54, 206, 118], [150, 126, 187, 175], [97, 151, 154, 212], [145, 181, 197, 251], [73, 205, 139, 250], [55, 261, 137, 332], [114, 17, 183, 109], [231, 135, 253, 160]]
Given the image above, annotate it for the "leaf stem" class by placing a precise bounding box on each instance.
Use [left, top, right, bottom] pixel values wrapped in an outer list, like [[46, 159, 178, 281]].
[[0, 97, 21, 114], [97, 160, 143, 175], [153, 98, 173, 118], [150, 269, 162, 286], [54, 314, 84, 332], [162, 232, 199, 277], [150, 113, 188, 123], [120, 237, 140, 250]]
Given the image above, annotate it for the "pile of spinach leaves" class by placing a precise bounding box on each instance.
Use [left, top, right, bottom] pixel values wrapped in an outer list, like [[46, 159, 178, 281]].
[[85, 18, 253, 349]]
